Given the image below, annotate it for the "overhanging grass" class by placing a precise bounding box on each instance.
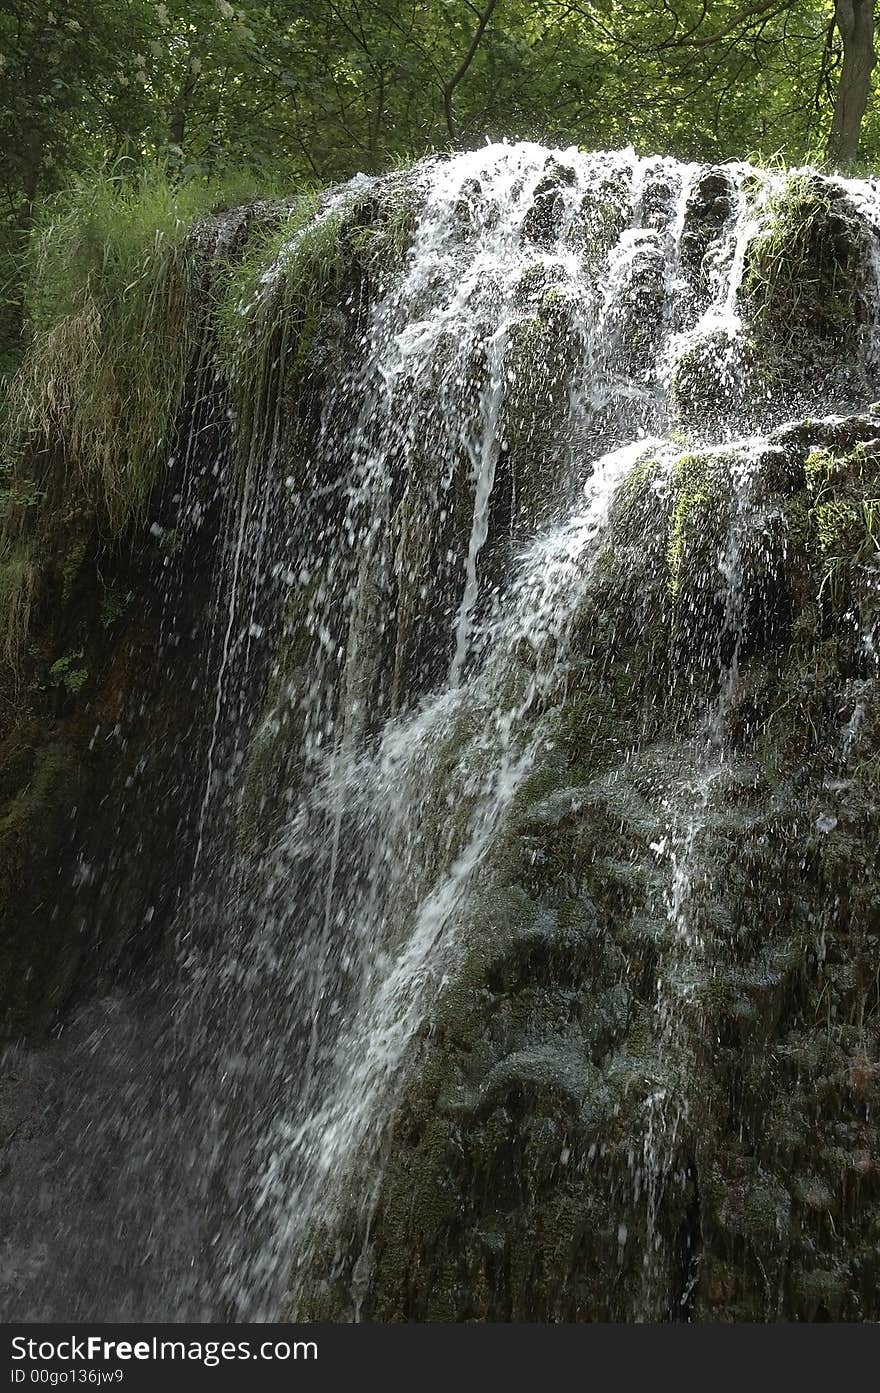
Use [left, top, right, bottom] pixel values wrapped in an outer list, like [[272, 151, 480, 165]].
[[0, 163, 281, 671], [5, 164, 278, 535], [0, 539, 36, 670], [215, 175, 421, 468], [0, 163, 422, 672], [805, 444, 880, 610]]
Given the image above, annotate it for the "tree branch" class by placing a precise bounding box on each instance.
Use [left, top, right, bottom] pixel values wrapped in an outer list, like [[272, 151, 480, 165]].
[[657, 0, 797, 51], [443, 0, 499, 141]]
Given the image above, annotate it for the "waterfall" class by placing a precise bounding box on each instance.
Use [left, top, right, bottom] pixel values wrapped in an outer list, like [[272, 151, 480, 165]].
[[2, 142, 880, 1324]]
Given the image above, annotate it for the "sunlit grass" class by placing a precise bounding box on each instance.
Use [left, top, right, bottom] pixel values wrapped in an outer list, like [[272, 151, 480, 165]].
[[5, 163, 279, 535]]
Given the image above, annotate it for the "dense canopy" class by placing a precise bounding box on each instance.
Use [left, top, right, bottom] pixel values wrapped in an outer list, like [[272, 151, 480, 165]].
[[2, 2, 878, 218]]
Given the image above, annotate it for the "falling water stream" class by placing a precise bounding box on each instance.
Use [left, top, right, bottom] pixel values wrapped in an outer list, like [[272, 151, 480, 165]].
[[2, 143, 880, 1322]]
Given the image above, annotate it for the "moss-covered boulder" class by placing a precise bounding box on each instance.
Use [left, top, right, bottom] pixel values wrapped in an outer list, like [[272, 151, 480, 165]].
[[296, 416, 880, 1323]]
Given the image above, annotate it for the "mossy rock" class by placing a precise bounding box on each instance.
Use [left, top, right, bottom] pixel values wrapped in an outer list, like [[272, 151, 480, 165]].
[[744, 175, 870, 345], [289, 413, 880, 1323]]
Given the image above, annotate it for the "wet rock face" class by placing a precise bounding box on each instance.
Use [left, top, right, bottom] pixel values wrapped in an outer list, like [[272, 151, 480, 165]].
[[3, 146, 880, 1324], [679, 167, 737, 293], [520, 161, 577, 248], [0, 393, 227, 1039], [301, 417, 880, 1323]]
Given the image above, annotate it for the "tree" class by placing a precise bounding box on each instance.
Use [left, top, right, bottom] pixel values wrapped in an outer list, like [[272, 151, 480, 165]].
[[443, 0, 500, 139], [576, 1, 876, 166], [826, 0, 876, 163]]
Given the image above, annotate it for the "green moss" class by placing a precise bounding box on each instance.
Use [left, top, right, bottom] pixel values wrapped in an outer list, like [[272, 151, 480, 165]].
[[665, 451, 716, 593], [216, 192, 341, 385], [743, 1173, 792, 1237], [813, 498, 861, 554], [216, 182, 410, 474], [614, 453, 662, 515], [0, 740, 77, 846], [803, 441, 880, 612], [744, 174, 865, 340], [804, 446, 836, 490], [60, 535, 90, 606], [99, 579, 131, 629], [345, 185, 419, 280], [0, 474, 42, 521]]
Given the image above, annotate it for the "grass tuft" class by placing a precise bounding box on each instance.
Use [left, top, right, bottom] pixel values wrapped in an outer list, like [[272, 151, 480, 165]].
[[0, 164, 279, 674], [0, 540, 35, 670], [0, 164, 421, 672], [805, 444, 880, 610], [5, 164, 274, 535], [744, 173, 864, 341], [666, 452, 715, 593]]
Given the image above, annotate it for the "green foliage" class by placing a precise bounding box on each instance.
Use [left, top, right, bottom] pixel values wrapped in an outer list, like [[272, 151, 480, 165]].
[[805, 442, 880, 609], [48, 652, 89, 696], [0, 476, 42, 521], [0, 162, 283, 673], [804, 445, 839, 491], [217, 192, 335, 366], [345, 187, 420, 281], [100, 578, 132, 629], [216, 193, 350, 463], [216, 178, 418, 471]]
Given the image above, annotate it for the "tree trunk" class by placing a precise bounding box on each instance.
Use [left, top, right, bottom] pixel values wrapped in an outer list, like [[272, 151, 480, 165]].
[[826, 0, 876, 165], [169, 71, 199, 149]]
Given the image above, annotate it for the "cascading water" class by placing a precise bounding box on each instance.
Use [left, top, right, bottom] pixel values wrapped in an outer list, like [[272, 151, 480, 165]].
[[2, 143, 880, 1323]]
